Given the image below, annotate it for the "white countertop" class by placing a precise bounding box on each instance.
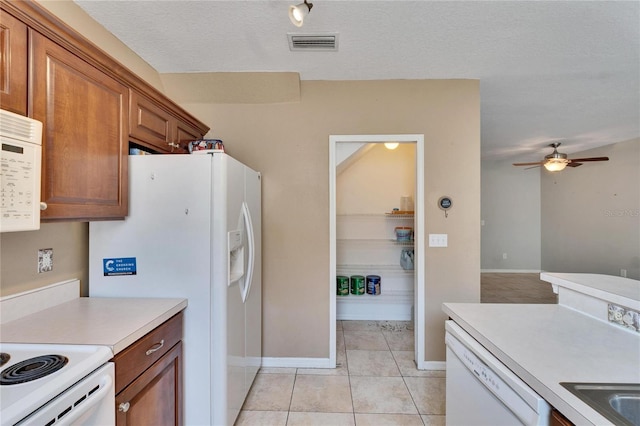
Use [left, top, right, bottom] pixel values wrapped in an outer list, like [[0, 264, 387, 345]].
[[541, 272, 640, 310], [443, 302, 640, 426], [0, 297, 187, 355]]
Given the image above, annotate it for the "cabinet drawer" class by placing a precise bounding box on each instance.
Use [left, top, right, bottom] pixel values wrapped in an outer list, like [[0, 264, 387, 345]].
[[114, 312, 183, 394]]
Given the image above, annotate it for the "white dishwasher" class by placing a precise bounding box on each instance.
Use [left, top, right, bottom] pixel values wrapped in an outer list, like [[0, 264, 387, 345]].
[[445, 320, 551, 426]]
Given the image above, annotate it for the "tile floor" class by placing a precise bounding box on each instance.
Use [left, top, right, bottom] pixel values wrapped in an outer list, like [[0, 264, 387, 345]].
[[236, 320, 445, 426], [235, 273, 555, 425]]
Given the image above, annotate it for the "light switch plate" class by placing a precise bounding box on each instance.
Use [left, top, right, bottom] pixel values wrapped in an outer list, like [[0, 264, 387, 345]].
[[429, 234, 448, 247]]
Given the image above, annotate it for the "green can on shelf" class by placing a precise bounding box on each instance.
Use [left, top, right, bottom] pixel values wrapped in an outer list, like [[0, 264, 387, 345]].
[[337, 276, 350, 296], [350, 275, 365, 295]]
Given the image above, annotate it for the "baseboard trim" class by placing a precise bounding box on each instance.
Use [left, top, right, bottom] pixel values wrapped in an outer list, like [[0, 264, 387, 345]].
[[421, 361, 446, 370], [481, 269, 541, 273], [263, 356, 445, 371], [262, 357, 334, 369]]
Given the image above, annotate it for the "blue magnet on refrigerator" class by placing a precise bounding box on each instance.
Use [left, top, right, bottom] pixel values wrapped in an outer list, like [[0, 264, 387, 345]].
[[102, 257, 137, 276]]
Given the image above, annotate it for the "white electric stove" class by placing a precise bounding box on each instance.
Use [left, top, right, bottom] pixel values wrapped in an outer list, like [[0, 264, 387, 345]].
[[0, 343, 114, 426]]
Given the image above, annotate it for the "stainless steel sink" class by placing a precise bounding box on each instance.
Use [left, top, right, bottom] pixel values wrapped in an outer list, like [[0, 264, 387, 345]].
[[561, 383, 640, 426]]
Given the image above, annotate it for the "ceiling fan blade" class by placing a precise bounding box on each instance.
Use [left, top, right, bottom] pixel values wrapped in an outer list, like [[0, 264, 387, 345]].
[[568, 157, 609, 162], [566, 162, 583, 167], [525, 165, 541, 170], [513, 161, 545, 166]]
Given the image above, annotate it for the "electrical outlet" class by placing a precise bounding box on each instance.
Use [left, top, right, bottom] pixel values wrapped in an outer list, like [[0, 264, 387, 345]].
[[621, 269, 627, 278], [503, 253, 508, 260], [38, 248, 53, 273]]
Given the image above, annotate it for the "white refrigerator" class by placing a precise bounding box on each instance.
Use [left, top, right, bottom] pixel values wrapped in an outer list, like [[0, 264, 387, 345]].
[[89, 152, 261, 426]]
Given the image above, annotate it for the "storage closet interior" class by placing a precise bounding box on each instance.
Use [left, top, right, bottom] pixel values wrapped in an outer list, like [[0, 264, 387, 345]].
[[336, 142, 416, 321]]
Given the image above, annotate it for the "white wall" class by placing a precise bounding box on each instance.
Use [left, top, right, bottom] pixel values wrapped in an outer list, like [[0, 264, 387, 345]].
[[541, 138, 640, 279], [481, 159, 541, 271]]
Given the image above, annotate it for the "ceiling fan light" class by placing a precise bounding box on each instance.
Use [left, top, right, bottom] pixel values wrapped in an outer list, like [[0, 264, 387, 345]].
[[544, 159, 568, 172], [289, 0, 313, 27]]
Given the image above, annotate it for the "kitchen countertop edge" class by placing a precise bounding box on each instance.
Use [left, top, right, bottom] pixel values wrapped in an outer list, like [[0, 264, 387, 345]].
[[0, 297, 187, 356], [442, 302, 638, 426]]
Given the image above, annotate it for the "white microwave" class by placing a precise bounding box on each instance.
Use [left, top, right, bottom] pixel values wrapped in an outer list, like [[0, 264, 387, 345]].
[[0, 109, 43, 233]]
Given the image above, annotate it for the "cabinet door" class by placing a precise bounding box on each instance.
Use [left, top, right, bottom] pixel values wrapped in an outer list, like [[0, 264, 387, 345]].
[[175, 119, 201, 154], [30, 32, 128, 220], [116, 342, 183, 426], [0, 12, 28, 115], [129, 90, 175, 153]]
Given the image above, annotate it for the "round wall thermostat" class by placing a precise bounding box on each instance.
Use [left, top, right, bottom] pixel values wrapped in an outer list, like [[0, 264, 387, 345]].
[[438, 196, 452, 211]]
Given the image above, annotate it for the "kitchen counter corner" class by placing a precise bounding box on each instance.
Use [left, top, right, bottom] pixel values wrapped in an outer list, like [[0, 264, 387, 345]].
[[443, 302, 640, 426], [0, 297, 187, 355]]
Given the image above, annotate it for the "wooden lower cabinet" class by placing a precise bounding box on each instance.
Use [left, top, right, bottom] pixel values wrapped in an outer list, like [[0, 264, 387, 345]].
[[113, 312, 183, 426], [115, 342, 182, 426], [550, 409, 574, 426]]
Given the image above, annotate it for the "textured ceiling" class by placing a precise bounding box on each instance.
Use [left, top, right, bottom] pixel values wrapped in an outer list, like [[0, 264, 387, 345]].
[[74, 0, 639, 161]]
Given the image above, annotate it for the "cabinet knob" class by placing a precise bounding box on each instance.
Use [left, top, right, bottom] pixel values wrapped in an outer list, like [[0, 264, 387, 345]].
[[118, 402, 130, 413], [40, 202, 48, 211]]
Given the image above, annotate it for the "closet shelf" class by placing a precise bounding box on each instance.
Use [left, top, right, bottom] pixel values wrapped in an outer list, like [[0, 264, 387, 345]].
[[336, 289, 413, 303], [337, 238, 414, 246], [337, 264, 414, 275], [337, 213, 414, 219]]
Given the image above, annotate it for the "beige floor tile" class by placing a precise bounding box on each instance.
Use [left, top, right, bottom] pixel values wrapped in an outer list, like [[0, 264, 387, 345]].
[[242, 373, 295, 411], [346, 350, 400, 376], [421, 414, 446, 426], [337, 320, 344, 331], [337, 329, 346, 353], [377, 321, 414, 332], [383, 330, 414, 351], [355, 413, 424, 425], [392, 351, 446, 378], [286, 412, 355, 426], [296, 366, 348, 376], [235, 410, 288, 426], [404, 377, 446, 415], [259, 367, 298, 374], [350, 376, 418, 415], [344, 330, 389, 350], [342, 320, 381, 331], [289, 375, 353, 413]]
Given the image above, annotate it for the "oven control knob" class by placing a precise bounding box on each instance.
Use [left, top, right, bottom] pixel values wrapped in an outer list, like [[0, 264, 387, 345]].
[[118, 402, 131, 413]]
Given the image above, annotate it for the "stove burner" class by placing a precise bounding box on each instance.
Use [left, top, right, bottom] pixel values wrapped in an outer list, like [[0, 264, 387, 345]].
[[0, 355, 68, 385], [0, 353, 9, 368]]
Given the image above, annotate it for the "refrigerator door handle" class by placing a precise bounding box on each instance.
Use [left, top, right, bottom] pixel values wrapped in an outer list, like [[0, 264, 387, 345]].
[[240, 201, 255, 303]]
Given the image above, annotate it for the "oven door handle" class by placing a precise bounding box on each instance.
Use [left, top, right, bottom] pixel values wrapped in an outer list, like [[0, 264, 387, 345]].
[[55, 371, 114, 425]]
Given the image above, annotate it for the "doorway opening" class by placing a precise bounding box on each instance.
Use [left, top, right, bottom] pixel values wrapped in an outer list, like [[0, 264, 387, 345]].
[[329, 134, 425, 369]]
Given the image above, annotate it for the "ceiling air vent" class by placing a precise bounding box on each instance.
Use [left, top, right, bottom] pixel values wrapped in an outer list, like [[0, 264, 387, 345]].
[[288, 33, 339, 51]]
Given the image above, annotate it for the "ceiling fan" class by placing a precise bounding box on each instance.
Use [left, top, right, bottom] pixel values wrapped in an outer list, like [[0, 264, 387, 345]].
[[513, 143, 609, 172]]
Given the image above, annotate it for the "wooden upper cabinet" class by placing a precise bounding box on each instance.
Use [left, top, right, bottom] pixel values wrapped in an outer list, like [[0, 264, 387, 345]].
[[1, 0, 209, 220], [30, 31, 128, 220], [130, 90, 204, 154], [175, 119, 202, 154], [0, 12, 28, 115], [129, 90, 174, 152]]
